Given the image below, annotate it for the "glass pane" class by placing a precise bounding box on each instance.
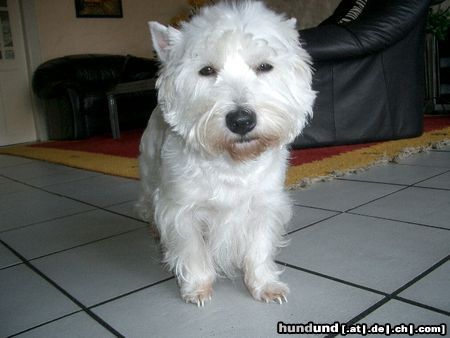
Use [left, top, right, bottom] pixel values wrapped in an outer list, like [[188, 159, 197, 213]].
[[0, 1, 6, 8], [0, 10, 13, 47]]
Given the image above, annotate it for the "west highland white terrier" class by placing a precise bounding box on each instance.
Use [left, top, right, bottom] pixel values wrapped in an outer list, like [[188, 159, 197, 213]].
[[137, 1, 315, 306]]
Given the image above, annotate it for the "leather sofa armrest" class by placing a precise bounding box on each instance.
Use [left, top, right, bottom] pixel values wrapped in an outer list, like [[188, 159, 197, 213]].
[[301, 0, 430, 62]]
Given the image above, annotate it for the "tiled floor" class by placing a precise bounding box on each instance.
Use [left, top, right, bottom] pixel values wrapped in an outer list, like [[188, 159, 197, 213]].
[[0, 147, 449, 338]]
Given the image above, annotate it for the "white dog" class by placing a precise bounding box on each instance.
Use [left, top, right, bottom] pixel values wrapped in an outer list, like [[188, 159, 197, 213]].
[[137, 1, 315, 306]]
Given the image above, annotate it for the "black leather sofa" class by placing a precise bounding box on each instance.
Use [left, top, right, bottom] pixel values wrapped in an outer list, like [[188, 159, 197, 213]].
[[33, 54, 158, 140], [292, 0, 431, 148]]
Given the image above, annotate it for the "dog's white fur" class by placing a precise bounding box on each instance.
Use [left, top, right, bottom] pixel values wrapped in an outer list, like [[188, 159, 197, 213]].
[[137, 1, 315, 306]]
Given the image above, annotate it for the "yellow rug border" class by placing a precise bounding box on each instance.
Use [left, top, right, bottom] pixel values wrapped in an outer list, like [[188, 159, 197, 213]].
[[0, 146, 140, 179], [1, 127, 449, 187], [286, 127, 450, 188]]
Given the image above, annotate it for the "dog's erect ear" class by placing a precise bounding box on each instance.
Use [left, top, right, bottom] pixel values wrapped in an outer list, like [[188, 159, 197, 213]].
[[149, 21, 182, 63], [285, 18, 297, 29]]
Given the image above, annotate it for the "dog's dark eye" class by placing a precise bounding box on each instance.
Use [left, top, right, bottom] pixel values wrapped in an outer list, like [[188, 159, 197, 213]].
[[199, 66, 217, 76], [256, 63, 273, 73], [256, 63, 273, 72]]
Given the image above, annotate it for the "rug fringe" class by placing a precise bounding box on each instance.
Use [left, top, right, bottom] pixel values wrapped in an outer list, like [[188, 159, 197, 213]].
[[288, 138, 450, 190]]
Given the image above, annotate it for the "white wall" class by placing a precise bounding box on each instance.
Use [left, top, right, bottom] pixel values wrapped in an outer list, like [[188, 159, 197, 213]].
[[34, 0, 189, 61], [33, 0, 339, 62]]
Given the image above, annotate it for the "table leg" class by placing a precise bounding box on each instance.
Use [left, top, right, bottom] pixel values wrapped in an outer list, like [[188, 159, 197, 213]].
[[107, 94, 120, 139]]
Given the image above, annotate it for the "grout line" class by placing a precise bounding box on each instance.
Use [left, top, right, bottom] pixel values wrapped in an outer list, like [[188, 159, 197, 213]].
[[345, 185, 410, 213], [0, 239, 126, 338], [336, 177, 408, 187], [285, 212, 342, 236], [393, 296, 450, 317], [0, 175, 148, 233], [26, 227, 148, 262], [276, 261, 388, 297], [410, 184, 450, 192], [90, 276, 175, 309], [7, 310, 84, 338], [345, 211, 450, 232], [324, 298, 391, 338], [293, 203, 341, 213], [0, 209, 97, 235], [326, 255, 450, 338], [389, 255, 450, 297]]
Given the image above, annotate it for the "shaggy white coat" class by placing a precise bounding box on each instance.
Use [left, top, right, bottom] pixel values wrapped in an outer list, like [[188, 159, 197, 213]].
[[137, 1, 315, 306]]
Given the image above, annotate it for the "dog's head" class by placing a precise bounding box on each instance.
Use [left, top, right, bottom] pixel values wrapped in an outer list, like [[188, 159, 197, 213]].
[[149, 1, 315, 161]]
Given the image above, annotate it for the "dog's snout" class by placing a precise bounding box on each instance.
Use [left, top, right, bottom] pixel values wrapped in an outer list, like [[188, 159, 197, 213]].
[[226, 109, 257, 136]]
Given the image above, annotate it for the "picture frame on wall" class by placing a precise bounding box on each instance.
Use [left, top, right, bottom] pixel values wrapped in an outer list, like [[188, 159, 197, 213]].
[[75, 0, 123, 18]]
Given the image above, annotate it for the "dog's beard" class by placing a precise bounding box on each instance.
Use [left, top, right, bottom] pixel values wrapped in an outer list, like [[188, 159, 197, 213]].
[[224, 134, 279, 161]]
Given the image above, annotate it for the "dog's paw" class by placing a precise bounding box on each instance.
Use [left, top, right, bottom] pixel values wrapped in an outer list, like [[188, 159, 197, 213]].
[[250, 281, 289, 304], [181, 281, 213, 307]]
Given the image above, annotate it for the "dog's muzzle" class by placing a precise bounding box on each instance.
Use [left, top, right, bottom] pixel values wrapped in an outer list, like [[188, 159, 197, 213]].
[[225, 108, 257, 136]]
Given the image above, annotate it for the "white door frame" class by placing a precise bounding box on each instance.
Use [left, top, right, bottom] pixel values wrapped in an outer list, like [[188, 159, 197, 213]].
[[20, 0, 46, 141]]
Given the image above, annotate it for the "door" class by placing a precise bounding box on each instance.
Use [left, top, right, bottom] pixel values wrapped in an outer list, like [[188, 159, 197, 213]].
[[0, 0, 36, 146]]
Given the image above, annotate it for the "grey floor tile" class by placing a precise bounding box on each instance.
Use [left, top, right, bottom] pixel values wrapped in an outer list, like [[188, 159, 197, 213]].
[[0, 155, 34, 168], [0, 242, 21, 269], [26, 168, 99, 188], [93, 267, 383, 338], [290, 180, 402, 211], [356, 300, 449, 337], [0, 210, 145, 260], [33, 229, 171, 307], [398, 261, 450, 313], [0, 176, 31, 196], [45, 175, 140, 207], [352, 187, 450, 229], [415, 171, 450, 190], [106, 200, 140, 220], [286, 205, 338, 233], [14, 311, 115, 338], [0, 161, 96, 185], [278, 214, 450, 294], [341, 164, 447, 186], [0, 189, 93, 232], [396, 151, 450, 168], [0, 265, 79, 337]]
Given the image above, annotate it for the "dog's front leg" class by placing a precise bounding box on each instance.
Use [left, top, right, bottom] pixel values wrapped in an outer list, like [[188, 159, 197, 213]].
[[160, 211, 215, 307], [243, 226, 289, 304]]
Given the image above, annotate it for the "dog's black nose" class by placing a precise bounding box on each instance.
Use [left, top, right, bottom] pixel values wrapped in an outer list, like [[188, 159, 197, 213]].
[[225, 109, 257, 136]]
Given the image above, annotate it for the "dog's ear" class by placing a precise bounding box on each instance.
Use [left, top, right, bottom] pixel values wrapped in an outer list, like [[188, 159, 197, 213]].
[[148, 21, 182, 63], [285, 18, 297, 29]]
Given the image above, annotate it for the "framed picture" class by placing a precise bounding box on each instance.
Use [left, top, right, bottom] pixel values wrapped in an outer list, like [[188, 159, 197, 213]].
[[75, 0, 123, 18]]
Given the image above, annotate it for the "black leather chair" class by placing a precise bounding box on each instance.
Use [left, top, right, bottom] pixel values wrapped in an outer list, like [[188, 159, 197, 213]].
[[33, 54, 158, 140], [292, 0, 431, 148]]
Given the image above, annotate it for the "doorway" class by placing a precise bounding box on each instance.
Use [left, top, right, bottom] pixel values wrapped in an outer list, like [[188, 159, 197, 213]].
[[0, 0, 36, 146]]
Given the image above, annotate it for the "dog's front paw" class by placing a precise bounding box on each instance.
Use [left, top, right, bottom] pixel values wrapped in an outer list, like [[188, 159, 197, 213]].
[[181, 281, 213, 307], [249, 281, 289, 304]]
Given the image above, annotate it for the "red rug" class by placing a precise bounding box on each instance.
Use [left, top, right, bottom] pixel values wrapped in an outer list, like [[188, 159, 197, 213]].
[[1, 115, 449, 187]]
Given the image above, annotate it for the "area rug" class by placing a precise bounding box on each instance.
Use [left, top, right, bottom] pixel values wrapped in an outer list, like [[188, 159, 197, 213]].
[[1, 116, 449, 188]]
